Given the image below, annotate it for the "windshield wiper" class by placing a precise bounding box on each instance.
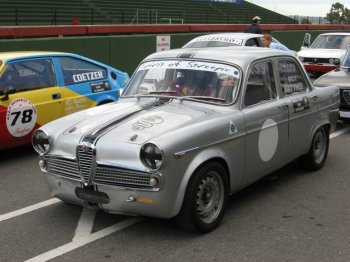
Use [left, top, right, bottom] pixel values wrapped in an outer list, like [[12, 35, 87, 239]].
[[182, 96, 226, 102], [148, 91, 177, 94]]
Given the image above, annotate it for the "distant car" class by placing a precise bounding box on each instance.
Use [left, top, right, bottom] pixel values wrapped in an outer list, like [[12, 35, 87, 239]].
[[314, 46, 350, 121], [298, 32, 350, 74], [0, 51, 129, 150], [182, 32, 280, 48], [32, 47, 339, 233]]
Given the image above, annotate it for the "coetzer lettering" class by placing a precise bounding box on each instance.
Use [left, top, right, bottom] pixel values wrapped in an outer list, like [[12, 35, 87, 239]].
[[73, 71, 104, 83]]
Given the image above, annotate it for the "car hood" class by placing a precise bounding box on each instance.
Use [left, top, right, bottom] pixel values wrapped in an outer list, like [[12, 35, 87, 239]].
[[61, 98, 212, 145], [314, 68, 350, 88], [298, 48, 346, 59]]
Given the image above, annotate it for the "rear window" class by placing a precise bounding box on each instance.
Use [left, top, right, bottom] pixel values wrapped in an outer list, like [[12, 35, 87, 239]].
[[59, 57, 107, 86]]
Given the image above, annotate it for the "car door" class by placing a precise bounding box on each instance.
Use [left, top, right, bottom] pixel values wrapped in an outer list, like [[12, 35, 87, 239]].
[[242, 60, 289, 183], [0, 58, 63, 149], [56, 56, 114, 116], [276, 58, 318, 160]]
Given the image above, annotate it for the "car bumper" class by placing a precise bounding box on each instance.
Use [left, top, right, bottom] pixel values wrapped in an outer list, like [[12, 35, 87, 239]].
[[43, 171, 181, 219], [339, 110, 350, 119]]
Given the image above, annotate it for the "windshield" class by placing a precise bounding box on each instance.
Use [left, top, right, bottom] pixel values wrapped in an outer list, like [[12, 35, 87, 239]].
[[311, 35, 350, 49], [123, 59, 241, 104]]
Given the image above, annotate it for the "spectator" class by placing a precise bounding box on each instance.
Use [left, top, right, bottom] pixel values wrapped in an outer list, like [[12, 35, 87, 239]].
[[245, 16, 262, 34], [261, 34, 291, 51]]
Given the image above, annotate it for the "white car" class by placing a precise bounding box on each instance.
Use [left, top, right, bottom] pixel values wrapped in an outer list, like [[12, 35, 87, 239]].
[[298, 32, 350, 74], [182, 32, 279, 48], [314, 46, 350, 121]]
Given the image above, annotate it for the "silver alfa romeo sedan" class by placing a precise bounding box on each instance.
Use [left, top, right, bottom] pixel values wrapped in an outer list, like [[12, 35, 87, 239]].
[[32, 47, 340, 233]]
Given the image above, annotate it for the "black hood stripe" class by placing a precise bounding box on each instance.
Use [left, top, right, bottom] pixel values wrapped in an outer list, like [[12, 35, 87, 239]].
[[81, 98, 172, 145]]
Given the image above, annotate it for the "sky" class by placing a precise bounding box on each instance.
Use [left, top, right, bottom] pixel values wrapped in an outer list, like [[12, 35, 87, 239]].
[[249, 0, 350, 17]]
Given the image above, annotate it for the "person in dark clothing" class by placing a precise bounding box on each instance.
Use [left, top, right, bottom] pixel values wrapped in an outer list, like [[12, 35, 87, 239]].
[[244, 16, 262, 34]]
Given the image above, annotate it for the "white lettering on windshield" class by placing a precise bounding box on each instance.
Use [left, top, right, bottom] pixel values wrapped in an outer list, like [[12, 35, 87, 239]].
[[139, 60, 240, 78]]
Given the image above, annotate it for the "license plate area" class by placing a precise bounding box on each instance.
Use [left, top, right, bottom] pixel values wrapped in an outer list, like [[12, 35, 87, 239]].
[[75, 187, 110, 204]]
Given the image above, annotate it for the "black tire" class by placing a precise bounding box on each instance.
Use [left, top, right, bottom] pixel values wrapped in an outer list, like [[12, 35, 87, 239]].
[[299, 126, 329, 171], [176, 162, 228, 233]]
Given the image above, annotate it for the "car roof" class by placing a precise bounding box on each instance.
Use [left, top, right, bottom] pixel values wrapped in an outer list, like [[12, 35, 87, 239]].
[[187, 32, 263, 41], [143, 46, 294, 68], [319, 32, 350, 36], [0, 51, 70, 60]]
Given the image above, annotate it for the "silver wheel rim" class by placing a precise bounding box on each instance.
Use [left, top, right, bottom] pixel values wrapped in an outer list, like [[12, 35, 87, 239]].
[[313, 129, 326, 164], [196, 171, 224, 224]]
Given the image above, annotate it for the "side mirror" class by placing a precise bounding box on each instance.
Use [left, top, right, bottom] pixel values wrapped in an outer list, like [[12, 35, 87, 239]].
[[302, 33, 311, 49], [0, 86, 16, 101]]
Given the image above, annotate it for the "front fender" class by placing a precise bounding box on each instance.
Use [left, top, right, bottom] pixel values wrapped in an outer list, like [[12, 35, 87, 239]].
[[171, 148, 226, 216], [170, 136, 246, 216]]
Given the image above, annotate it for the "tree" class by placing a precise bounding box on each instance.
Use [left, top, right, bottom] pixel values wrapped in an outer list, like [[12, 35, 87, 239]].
[[326, 2, 350, 24]]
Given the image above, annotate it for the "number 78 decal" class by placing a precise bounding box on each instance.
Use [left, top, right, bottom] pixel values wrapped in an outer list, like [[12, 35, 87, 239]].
[[6, 99, 37, 137]]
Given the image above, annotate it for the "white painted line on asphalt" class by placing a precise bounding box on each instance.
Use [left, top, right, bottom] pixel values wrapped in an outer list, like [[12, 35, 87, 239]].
[[330, 126, 350, 139], [72, 208, 96, 242], [0, 198, 61, 222], [24, 216, 143, 262]]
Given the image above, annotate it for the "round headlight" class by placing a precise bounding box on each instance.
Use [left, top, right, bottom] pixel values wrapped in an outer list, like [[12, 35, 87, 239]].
[[334, 58, 340, 65], [329, 58, 340, 65], [32, 129, 51, 154], [140, 143, 163, 170]]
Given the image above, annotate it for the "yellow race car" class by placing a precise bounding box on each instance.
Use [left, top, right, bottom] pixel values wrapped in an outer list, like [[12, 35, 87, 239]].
[[0, 51, 129, 150]]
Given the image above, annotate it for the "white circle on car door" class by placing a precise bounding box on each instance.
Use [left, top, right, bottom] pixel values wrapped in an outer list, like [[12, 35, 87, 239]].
[[258, 118, 278, 162], [6, 98, 37, 137]]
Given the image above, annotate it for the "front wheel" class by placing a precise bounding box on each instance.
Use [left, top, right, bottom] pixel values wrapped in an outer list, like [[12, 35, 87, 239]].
[[176, 162, 228, 233], [299, 126, 329, 171]]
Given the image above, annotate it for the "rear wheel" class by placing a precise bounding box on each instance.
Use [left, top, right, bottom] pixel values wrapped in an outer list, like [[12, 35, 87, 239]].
[[176, 162, 228, 233], [299, 126, 329, 171]]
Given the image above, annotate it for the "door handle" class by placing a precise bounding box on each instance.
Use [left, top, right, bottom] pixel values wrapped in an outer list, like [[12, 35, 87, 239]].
[[52, 93, 61, 99], [310, 95, 318, 101]]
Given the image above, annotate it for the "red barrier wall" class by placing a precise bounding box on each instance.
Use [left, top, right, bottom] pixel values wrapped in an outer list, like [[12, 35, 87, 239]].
[[2, 24, 350, 38]]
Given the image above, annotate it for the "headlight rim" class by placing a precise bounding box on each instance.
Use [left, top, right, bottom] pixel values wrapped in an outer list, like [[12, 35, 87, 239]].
[[140, 143, 164, 170], [329, 57, 340, 65], [32, 129, 51, 155]]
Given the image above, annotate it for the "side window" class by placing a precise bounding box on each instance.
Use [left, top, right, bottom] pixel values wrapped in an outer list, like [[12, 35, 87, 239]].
[[245, 38, 259, 47], [0, 59, 55, 92], [278, 60, 307, 96], [59, 57, 107, 86], [244, 61, 276, 107]]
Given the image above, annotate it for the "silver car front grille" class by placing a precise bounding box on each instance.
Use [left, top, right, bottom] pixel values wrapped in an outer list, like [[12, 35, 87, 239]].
[[77, 144, 96, 185], [42, 155, 160, 191], [95, 165, 158, 190], [42, 156, 80, 180]]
